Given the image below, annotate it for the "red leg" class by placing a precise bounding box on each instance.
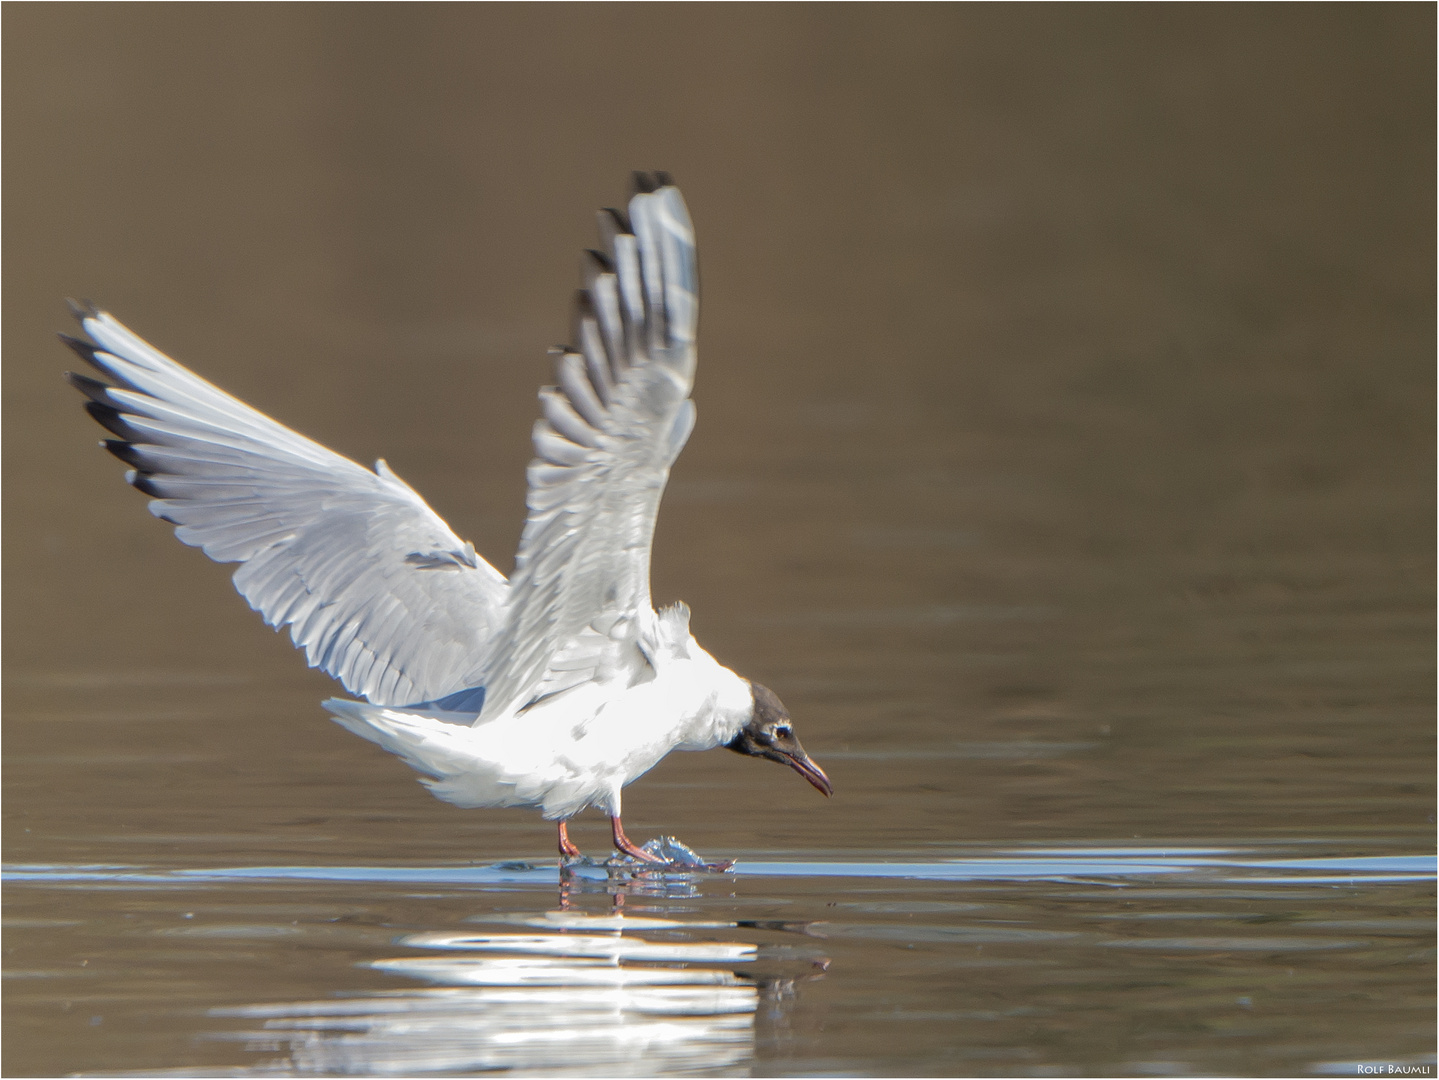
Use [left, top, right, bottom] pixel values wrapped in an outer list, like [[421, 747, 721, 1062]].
[[611, 816, 665, 863], [557, 820, 581, 860]]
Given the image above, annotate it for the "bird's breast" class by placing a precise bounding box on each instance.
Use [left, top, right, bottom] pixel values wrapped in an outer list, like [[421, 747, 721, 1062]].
[[518, 661, 728, 778]]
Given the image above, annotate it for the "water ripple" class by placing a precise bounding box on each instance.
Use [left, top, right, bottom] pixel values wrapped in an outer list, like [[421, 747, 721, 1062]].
[[5, 848, 1432, 888]]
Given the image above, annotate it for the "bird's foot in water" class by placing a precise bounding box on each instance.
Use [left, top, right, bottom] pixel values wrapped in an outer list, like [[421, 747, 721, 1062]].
[[608, 816, 732, 871], [556, 817, 733, 871], [609, 835, 735, 872]]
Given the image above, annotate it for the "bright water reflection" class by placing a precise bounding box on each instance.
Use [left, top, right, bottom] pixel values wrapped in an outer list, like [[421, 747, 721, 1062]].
[[188, 872, 824, 1077], [215, 975, 760, 1076], [216, 988, 757, 1077]]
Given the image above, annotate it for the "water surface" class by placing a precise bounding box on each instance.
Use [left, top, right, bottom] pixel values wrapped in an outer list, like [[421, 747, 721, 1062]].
[[6, 847, 1434, 1076]]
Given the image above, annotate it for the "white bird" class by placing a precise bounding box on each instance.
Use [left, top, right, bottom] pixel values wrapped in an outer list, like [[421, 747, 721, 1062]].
[[64, 173, 831, 865]]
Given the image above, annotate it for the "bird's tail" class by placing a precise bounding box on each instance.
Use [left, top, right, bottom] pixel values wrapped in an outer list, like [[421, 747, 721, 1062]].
[[323, 698, 508, 808]]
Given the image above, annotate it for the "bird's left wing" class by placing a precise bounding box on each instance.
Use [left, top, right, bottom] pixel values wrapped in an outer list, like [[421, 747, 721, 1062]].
[[63, 306, 508, 708], [477, 175, 698, 718]]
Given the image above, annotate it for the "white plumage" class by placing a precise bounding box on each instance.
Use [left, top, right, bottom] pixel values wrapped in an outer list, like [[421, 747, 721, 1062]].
[[66, 174, 829, 864]]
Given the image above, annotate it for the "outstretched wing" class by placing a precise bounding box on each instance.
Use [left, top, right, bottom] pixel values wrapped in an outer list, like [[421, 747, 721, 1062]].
[[477, 175, 699, 718], [64, 306, 508, 708]]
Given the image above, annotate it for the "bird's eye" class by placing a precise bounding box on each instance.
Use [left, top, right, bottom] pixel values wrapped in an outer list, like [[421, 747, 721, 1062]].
[[774, 724, 791, 739]]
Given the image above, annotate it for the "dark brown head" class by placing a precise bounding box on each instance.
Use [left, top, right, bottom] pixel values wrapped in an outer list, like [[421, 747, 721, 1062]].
[[725, 682, 832, 797]]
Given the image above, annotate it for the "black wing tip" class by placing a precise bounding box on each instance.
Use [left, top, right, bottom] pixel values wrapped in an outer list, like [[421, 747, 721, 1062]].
[[129, 471, 164, 497], [59, 333, 121, 379], [59, 331, 101, 362], [64, 370, 114, 402], [65, 297, 101, 322], [631, 170, 675, 193], [585, 248, 615, 273], [83, 399, 138, 439], [102, 439, 144, 468], [602, 207, 633, 234]]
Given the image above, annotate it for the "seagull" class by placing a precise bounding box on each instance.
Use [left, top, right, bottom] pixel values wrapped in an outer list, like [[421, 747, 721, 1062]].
[[63, 173, 831, 866]]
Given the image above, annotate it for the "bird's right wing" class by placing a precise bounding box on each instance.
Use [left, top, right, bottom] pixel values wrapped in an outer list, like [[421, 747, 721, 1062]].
[[477, 176, 699, 718], [64, 306, 508, 708]]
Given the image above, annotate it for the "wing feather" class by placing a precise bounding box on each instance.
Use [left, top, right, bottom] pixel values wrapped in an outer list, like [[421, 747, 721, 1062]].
[[65, 307, 508, 707], [539, 387, 604, 449], [553, 350, 607, 428], [586, 256, 626, 375]]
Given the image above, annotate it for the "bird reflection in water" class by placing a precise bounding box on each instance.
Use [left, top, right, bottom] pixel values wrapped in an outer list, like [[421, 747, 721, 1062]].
[[209, 865, 828, 1076]]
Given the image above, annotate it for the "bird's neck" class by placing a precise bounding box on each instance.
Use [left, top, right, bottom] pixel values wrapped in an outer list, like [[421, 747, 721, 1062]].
[[663, 648, 752, 752]]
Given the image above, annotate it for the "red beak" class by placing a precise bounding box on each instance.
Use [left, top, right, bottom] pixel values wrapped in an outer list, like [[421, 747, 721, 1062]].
[[778, 749, 833, 797]]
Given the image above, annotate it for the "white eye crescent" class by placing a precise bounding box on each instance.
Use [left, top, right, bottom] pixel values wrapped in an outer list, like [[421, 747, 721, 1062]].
[[775, 724, 792, 739]]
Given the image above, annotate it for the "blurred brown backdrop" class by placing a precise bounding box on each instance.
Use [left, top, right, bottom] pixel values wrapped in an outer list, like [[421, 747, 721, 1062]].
[[4, 5, 1433, 860]]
